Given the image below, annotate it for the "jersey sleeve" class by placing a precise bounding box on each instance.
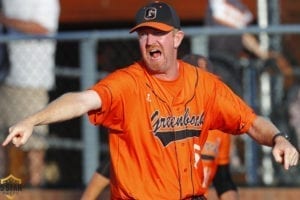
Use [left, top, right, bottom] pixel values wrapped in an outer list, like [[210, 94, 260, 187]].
[[88, 69, 136, 131], [204, 73, 257, 135]]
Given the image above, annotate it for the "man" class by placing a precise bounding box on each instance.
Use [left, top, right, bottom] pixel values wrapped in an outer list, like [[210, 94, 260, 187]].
[[81, 54, 239, 200], [2, 1, 299, 199]]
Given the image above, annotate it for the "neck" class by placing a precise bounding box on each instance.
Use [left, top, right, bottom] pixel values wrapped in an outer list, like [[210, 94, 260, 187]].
[[154, 61, 179, 81]]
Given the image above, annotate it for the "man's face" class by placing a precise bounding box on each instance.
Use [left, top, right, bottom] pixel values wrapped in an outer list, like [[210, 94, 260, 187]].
[[137, 27, 183, 75]]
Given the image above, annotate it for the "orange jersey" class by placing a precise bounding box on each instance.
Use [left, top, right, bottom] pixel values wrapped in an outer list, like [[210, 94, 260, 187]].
[[199, 130, 231, 193], [88, 60, 256, 199]]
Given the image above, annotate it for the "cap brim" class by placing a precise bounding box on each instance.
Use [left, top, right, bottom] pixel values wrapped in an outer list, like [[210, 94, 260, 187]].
[[129, 22, 173, 33]]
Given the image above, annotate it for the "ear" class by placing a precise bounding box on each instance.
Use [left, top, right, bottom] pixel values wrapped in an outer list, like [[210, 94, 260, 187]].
[[174, 30, 184, 49]]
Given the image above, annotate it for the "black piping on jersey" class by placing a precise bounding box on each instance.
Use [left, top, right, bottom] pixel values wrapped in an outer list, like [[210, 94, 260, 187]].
[[146, 81, 183, 198], [145, 66, 200, 199], [156, 129, 200, 146], [185, 66, 199, 198], [201, 154, 215, 161]]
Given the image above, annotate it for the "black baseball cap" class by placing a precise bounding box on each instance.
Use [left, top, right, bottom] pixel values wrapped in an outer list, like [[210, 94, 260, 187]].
[[130, 1, 181, 33]]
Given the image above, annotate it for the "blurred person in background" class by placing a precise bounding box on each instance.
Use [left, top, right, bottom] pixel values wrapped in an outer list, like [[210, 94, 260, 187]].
[[0, 0, 60, 187], [205, 0, 294, 172], [205, 0, 293, 87], [81, 156, 110, 200], [288, 85, 300, 149], [206, 0, 263, 59], [0, 1, 6, 83], [0, 0, 8, 178]]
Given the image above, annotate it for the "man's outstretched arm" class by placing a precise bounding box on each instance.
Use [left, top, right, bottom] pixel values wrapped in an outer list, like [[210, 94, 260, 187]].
[[2, 90, 101, 147], [247, 116, 299, 170]]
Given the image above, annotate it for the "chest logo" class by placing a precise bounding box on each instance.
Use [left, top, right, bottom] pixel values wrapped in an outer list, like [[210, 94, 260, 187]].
[[151, 108, 205, 146]]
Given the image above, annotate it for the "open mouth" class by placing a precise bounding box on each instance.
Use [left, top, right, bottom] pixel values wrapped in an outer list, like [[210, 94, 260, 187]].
[[149, 49, 161, 59]]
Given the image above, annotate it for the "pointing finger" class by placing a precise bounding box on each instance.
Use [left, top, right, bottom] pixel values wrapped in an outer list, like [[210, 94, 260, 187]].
[[284, 155, 290, 170], [2, 133, 14, 146], [2, 127, 21, 147]]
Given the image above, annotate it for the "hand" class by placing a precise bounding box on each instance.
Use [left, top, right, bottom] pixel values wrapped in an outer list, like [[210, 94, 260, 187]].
[[269, 51, 293, 76], [2, 120, 34, 147], [272, 136, 299, 170]]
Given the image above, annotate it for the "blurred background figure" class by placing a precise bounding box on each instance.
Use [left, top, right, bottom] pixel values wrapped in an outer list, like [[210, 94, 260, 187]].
[[204, 0, 295, 183], [0, 0, 60, 187], [81, 156, 110, 200], [287, 85, 300, 149], [0, 0, 7, 83], [205, 0, 255, 58], [0, 0, 8, 178], [205, 0, 293, 90], [181, 54, 213, 72]]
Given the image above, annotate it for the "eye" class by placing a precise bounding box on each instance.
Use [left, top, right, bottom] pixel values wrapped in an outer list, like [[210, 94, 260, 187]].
[[138, 32, 147, 39], [152, 30, 167, 36]]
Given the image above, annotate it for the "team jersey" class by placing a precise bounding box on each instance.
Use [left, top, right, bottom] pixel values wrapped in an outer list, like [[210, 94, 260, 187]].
[[200, 130, 231, 193], [88, 60, 256, 199]]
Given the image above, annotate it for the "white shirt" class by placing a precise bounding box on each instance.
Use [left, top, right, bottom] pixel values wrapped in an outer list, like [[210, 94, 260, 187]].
[[2, 0, 60, 89], [210, 0, 253, 28]]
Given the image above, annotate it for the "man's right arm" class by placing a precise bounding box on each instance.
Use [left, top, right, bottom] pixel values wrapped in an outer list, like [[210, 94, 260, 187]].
[[2, 90, 101, 147]]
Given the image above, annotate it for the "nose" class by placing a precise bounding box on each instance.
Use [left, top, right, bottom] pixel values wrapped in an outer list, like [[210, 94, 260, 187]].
[[146, 33, 156, 45]]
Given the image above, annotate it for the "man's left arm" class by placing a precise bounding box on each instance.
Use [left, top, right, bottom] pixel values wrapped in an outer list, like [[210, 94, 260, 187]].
[[247, 116, 299, 169]]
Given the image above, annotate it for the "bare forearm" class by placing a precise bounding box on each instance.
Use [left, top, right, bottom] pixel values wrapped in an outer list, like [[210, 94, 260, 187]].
[[242, 33, 269, 60], [2, 90, 101, 147], [25, 91, 100, 127], [247, 116, 279, 146], [0, 12, 49, 34], [247, 116, 299, 170]]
